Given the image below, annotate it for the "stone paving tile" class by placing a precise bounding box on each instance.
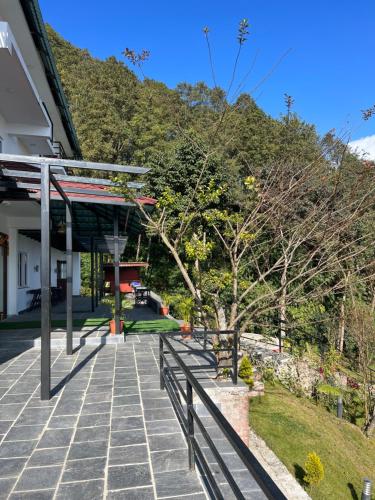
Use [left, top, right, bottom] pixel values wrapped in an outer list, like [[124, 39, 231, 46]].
[[109, 444, 149, 466], [0, 440, 37, 458], [14, 465, 62, 491], [28, 447, 68, 467], [148, 433, 187, 452], [68, 439, 108, 460], [56, 479, 104, 499], [62, 457, 107, 482], [74, 424, 110, 443], [37, 428, 74, 449], [154, 470, 204, 498], [0, 477, 16, 499], [108, 463, 152, 491], [9, 490, 55, 500], [107, 487, 155, 499], [0, 457, 28, 478], [110, 429, 146, 447], [4, 425, 45, 442]]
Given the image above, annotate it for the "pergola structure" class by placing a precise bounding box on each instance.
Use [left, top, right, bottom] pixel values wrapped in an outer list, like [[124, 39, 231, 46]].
[[0, 153, 155, 399]]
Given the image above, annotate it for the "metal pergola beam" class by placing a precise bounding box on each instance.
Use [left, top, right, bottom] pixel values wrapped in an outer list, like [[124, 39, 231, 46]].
[[0, 181, 130, 199], [1, 169, 145, 189], [28, 193, 136, 207], [0, 153, 150, 174]]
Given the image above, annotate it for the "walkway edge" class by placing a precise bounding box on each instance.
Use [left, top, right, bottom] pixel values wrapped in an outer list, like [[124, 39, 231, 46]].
[[248, 429, 311, 500]]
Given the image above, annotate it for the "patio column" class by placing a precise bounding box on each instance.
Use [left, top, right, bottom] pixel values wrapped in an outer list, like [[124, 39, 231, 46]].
[[41, 164, 51, 400], [95, 249, 99, 308], [114, 208, 120, 334], [90, 237, 94, 312], [66, 204, 73, 356], [99, 253, 104, 299]]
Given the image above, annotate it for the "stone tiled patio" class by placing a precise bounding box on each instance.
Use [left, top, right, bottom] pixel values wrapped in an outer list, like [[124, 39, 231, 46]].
[[0, 336, 208, 500]]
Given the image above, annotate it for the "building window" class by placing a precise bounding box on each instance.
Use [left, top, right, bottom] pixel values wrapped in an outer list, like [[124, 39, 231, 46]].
[[18, 252, 28, 288]]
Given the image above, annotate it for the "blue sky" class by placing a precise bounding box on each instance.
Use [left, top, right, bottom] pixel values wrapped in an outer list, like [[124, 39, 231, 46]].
[[40, 0, 375, 141]]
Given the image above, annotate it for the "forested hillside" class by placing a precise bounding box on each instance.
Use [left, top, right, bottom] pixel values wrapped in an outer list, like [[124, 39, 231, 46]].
[[47, 25, 375, 435]]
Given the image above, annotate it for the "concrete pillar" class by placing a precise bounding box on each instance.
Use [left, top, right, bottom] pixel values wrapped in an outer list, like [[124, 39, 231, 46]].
[[7, 227, 18, 315], [194, 386, 250, 445]]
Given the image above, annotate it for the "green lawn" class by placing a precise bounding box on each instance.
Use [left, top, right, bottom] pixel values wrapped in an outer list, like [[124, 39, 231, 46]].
[[124, 319, 180, 333], [0, 318, 110, 330], [0, 317, 180, 334], [250, 383, 375, 500]]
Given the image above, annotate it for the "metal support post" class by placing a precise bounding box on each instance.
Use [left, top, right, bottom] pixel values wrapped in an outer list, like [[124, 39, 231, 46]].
[[90, 237, 94, 312], [41, 164, 51, 400], [66, 204, 73, 355], [187, 379, 195, 470], [159, 336, 165, 390], [95, 249, 99, 308], [233, 330, 238, 385], [114, 208, 120, 335]]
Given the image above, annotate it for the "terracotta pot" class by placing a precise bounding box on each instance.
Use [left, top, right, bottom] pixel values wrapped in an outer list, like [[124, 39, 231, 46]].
[[160, 306, 169, 316], [180, 323, 192, 340], [109, 319, 124, 335]]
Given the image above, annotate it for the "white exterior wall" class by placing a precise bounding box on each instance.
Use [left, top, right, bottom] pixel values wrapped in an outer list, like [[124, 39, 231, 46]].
[[16, 233, 65, 312], [0, 204, 81, 315]]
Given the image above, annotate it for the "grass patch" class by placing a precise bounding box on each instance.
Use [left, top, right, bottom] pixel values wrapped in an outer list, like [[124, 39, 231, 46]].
[[250, 383, 375, 499], [0, 318, 109, 330], [124, 319, 180, 334], [0, 317, 180, 334]]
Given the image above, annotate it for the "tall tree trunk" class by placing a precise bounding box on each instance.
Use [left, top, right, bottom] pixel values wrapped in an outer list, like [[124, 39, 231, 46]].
[[279, 259, 288, 353], [338, 292, 346, 353], [371, 286, 375, 313], [366, 406, 375, 437], [135, 234, 142, 261], [338, 272, 350, 353], [229, 259, 238, 330]]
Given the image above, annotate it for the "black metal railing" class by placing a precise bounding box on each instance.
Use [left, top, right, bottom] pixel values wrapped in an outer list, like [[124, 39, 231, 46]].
[[159, 333, 287, 500]]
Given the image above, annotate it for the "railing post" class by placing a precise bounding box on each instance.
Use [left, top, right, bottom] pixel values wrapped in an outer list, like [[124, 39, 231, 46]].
[[233, 330, 238, 385], [159, 336, 165, 390], [187, 379, 195, 470], [203, 326, 207, 351]]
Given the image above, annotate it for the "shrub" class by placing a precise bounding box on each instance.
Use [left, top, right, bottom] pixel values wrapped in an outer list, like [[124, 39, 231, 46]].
[[304, 452, 324, 488], [262, 367, 276, 385], [239, 356, 254, 388]]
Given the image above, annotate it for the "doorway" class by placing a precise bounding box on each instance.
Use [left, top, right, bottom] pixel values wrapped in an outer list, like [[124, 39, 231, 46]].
[[0, 233, 8, 319]]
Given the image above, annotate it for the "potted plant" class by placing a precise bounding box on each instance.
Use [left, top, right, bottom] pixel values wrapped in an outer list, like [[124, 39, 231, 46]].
[[102, 296, 126, 335], [175, 296, 194, 339], [159, 292, 173, 316]]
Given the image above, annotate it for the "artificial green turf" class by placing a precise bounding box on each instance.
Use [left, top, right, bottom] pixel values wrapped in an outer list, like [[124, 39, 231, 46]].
[[0, 318, 109, 330], [0, 317, 180, 334], [124, 319, 180, 333], [250, 382, 375, 499]]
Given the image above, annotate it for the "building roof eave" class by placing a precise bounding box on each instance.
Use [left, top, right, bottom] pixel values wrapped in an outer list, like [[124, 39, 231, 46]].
[[19, 0, 82, 159]]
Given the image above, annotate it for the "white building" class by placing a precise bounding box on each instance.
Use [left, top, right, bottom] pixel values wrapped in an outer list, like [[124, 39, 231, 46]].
[[0, 0, 81, 317]]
